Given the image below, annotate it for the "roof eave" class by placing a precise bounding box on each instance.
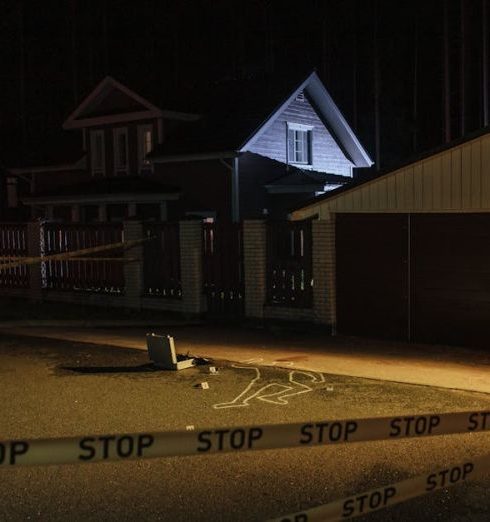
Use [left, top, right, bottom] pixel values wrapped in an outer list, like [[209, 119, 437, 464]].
[[150, 151, 238, 163], [22, 192, 181, 205], [305, 73, 373, 168]]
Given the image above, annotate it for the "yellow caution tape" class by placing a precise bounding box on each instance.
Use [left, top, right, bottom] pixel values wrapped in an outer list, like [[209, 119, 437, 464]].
[[0, 410, 488, 467], [269, 453, 490, 521], [0, 237, 151, 272]]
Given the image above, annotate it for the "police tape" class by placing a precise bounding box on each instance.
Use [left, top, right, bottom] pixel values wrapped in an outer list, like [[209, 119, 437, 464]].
[[0, 410, 488, 467], [269, 453, 490, 521], [0, 237, 151, 272], [0, 256, 138, 263]]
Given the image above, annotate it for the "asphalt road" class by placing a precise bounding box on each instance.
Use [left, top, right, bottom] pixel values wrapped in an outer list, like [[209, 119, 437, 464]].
[[0, 333, 489, 521]]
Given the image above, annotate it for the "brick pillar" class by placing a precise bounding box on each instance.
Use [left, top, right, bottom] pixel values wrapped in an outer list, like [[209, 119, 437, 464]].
[[123, 220, 144, 309], [312, 220, 331, 325], [27, 221, 43, 302], [179, 220, 206, 315], [324, 216, 337, 333], [243, 220, 267, 319]]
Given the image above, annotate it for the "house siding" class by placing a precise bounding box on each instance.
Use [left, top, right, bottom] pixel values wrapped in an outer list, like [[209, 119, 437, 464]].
[[247, 95, 353, 176]]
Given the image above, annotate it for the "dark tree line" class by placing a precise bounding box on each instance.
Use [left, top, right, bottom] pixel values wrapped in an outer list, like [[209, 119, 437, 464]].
[[1, 0, 489, 172]]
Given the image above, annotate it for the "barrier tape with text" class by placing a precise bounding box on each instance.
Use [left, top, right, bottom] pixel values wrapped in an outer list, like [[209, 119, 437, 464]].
[[0, 237, 152, 272], [269, 453, 490, 521], [0, 410, 488, 467]]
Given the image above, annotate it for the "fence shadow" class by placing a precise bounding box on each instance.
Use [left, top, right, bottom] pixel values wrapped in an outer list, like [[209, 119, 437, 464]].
[[60, 363, 160, 374]]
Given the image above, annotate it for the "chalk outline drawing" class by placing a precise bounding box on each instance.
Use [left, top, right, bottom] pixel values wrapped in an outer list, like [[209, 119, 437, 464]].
[[212, 359, 325, 409]]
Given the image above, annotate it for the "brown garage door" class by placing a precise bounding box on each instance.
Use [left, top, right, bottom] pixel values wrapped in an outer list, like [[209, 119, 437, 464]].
[[336, 214, 409, 339], [411, 214, 490, 347]]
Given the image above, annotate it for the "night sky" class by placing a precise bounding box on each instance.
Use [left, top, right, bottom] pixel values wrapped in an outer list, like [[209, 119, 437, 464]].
[[1, 0, 489, 173]]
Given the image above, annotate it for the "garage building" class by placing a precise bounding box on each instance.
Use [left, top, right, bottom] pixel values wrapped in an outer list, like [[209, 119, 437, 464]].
[[292, 128, 490, 348]]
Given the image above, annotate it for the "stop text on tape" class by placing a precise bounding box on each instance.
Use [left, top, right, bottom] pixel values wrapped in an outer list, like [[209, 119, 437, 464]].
[[270, 453, 490, 521], [0, 410, 488, 468]]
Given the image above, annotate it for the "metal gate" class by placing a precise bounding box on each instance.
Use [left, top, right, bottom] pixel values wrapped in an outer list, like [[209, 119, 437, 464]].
[[336, 214, 409, 340], [336, 213, 490, 347], [202, 222, 244, 317], [411, 213, 490, 347], [266, 220, 313, 308]]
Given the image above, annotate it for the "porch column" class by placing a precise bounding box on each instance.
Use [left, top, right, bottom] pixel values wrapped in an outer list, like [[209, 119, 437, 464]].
[[71, 205, 81, 222], [159, 202, 167, 221], [128, 203, 137, 218], [98, 204, 107, 222]]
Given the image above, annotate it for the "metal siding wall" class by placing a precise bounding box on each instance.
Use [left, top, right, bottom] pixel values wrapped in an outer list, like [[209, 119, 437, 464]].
[[293, 133, 490, 219], [441, 154, 452, 208], [471, 141, 481, 208], [461, 144, 472, 208], [482, 137, 490, 202]]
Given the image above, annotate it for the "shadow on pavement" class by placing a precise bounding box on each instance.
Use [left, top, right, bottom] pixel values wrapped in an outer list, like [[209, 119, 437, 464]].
[[60, 363, 160, 374]]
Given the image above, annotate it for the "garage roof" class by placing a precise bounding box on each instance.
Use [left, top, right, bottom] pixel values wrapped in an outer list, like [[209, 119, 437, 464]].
[[292, 126, 490, 220]]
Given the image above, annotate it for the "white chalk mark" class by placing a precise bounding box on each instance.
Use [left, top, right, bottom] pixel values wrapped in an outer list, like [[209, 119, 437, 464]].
[[239, 357, 264, 364], [271, 360, 295, 367], [212, 365, 325, 410]]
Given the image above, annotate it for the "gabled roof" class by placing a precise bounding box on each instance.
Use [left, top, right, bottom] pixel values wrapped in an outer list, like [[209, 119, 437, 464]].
[[6, 130, 86, 172], [63, 76, 198, 130], [150, 71, 373, 167], [266, 169, 348, 188], [240, 72, 372, 167]]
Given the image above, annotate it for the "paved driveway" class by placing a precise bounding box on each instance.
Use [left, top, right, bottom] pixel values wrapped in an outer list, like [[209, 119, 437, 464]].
[[0, 333, 489, 521]]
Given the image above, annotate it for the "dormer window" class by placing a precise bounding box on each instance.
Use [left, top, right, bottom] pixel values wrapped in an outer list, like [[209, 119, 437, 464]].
[[90, 130, 105, 176], [138, 124, 153, 172], [113, 127, 129, 175], [287, 123, 313, 166]]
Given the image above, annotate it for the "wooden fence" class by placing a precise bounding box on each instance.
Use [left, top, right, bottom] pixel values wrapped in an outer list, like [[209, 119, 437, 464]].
[[0, 219, 321, 322], [142, 222, 181, 298], [0, 223, 29, 288], [266, 221, 313, 308], [202, 222, 244, 316], [43, 222, 125, 293]]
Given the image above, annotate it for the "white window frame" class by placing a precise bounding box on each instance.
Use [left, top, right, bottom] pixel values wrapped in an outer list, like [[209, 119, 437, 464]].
[[138, 124, 154, 173], [90, 129, 105, 176], [113, 127, 129, 175], [287, 122, 313, 166]]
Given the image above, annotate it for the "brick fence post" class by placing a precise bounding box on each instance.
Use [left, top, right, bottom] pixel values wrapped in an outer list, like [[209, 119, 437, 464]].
[[312, 220, 332, 326], [123, 220, 144, 309], [322, 216, 337, 333], [243, 220, 267, 319], [179, 220, 206, 316], [27, 221, 43, 302]]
